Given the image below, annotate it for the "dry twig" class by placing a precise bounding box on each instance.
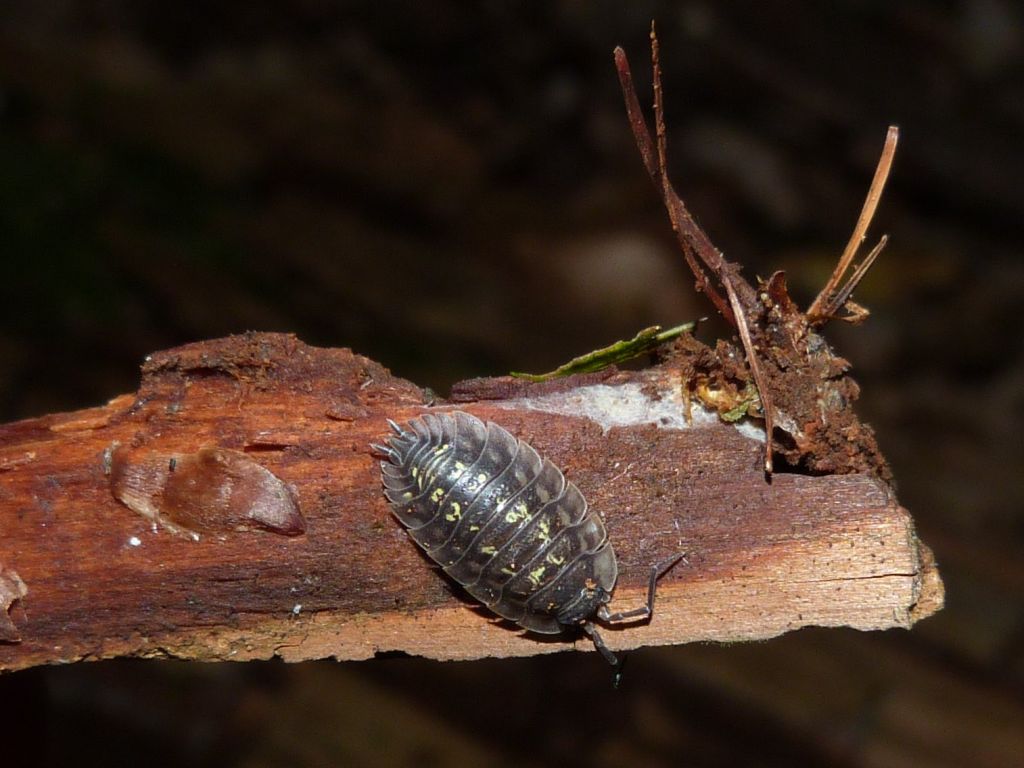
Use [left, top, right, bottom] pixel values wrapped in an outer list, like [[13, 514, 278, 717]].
[[617, 24, 777, 473], [616, 26, 899, 475], [613, 33, 736, 324], [808, 126, 899, 323]]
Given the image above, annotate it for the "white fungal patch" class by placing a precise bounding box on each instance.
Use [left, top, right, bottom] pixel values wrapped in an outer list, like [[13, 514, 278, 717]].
[[735, 420, 769, 443], [496, 381, 766, 443]]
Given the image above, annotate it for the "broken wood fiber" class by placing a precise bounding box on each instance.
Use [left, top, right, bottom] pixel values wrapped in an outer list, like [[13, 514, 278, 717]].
[[0, 333, 943, 673]]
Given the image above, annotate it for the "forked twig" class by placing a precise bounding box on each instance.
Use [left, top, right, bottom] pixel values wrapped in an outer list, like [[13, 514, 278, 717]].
[[808, 126, 899, 323], [617, 23, 775, 473], [614, 31, 736, 325], [828, 234, 888, 322]]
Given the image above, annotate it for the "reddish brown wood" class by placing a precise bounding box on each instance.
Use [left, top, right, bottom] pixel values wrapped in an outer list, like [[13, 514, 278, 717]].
[[0, 333, 942, 672]]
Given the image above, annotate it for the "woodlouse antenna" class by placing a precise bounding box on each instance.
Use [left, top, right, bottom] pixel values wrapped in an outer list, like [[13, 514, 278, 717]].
[[590, 552, 686, 687], [598, 552, 686, 625], [583, 622, 619, 667]]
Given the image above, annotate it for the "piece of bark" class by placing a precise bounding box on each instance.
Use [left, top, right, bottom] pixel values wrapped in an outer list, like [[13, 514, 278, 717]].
[[0, 333, 942, 673]]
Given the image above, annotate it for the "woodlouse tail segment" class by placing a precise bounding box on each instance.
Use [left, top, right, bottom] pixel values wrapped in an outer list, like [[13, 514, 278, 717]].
[[598, 552, 687, 625], [369, 443, 397, 461], [374, 418, 420, 465], [386, 418, 407, 436]]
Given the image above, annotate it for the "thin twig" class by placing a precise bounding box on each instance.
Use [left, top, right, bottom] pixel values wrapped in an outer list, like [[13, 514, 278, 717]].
[[614, 30, 735, 325], [647, 24, 770, 473], [808, 126, 899, 323], [649, 28, 717, 316], [653, 27, 669, 192], [827, 234, 888, 320], [721, 267, 775, 474], [613, 45, 658, 181]]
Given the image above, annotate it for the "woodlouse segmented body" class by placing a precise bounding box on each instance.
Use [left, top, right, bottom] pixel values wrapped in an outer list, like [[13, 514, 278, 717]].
[[374, 411, 680, 670]]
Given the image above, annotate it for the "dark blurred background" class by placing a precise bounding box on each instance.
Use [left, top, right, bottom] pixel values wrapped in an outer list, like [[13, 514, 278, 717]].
[[1, 2, 1022, 766]]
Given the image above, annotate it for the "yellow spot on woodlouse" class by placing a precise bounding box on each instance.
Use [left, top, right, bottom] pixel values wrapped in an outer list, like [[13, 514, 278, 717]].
[[411, 466, 418, 478], [546, 552, 565, 566], [480, 545, 497, 555], [445, 501, 462, 522], [504, 502, 530, 524], [465, 472, 488, 493], [402, 491, 413, 500], [537, 519, 551, 542], [528, 566, 546, 587], [469, 525, 480, 532], [430, 487, 444, 504]]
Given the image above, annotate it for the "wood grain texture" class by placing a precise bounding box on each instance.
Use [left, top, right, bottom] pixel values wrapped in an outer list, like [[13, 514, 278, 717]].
[[0, 333, 942, 672]]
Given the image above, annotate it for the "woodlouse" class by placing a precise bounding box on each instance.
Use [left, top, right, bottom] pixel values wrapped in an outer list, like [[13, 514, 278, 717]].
[[373, 410, 681, 672]]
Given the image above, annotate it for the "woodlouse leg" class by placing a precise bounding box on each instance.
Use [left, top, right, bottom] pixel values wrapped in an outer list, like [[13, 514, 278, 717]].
[[599, 553, 686, 624]]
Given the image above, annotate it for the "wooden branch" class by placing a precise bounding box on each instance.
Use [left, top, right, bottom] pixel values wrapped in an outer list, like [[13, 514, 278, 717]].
[[0, 333, 942, 672]]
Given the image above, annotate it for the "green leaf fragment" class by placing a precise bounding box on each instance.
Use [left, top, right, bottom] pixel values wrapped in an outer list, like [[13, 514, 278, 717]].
[[721, 401, 752, 422], [510, 322, 696, 382], [719, 384, 761, 422]]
